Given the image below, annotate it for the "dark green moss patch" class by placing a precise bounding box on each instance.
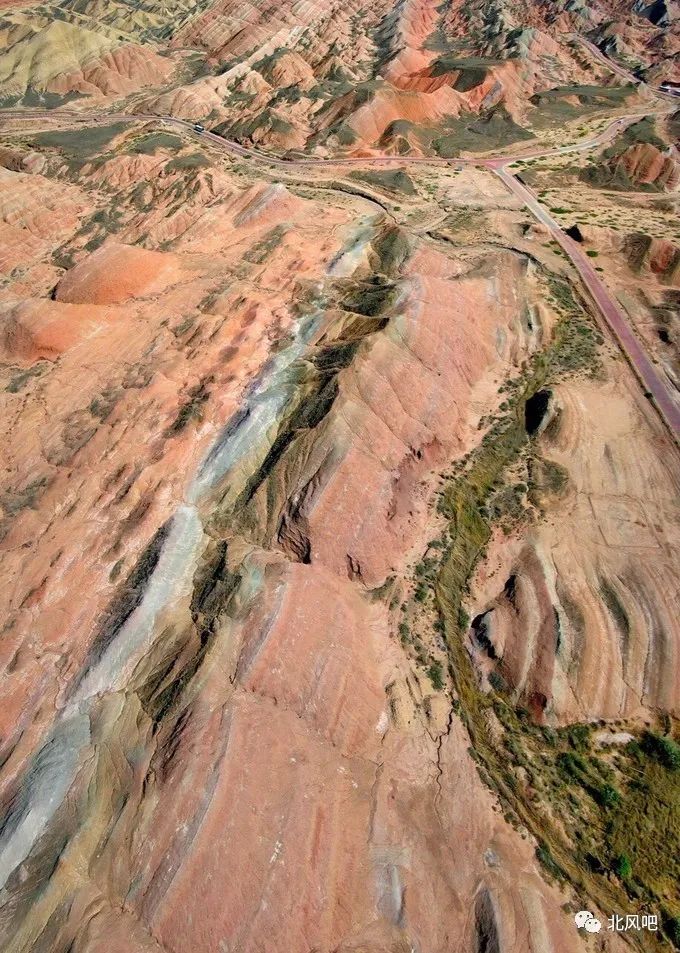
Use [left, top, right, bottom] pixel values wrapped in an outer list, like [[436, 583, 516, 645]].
[[166, 153, 211, 172], [32, 123, 129, 158], [349, 169, 416, 196], [128, 132, 182, 155]]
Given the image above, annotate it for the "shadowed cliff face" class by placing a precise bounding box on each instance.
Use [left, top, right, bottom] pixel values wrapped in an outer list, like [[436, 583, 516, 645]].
[[475, 889, 501, 953]]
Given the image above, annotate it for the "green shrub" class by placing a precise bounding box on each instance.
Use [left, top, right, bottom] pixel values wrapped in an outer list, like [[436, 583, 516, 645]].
[[567, 724, 591, 751], [32, 123, 128, 157], [428, 661, 445, 690], [643, 733, 680, 770], [614, 853, 632, 880], [129, 132, 181, 154], [557, 751, 587, 781], [166, 153, 210, 172], [662, 914, 680, 948], [597, 784, 621, 808], [536, 844, 564, 881], [414, 583, 428, 603], [489, 670, 507, 694]]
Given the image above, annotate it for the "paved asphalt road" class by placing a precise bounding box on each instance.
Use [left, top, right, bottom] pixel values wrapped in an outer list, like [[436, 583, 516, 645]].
[[576, 36, 680, 102], [1, 96, 678, 438], [496, 168, 680, 436], [0, 108, 643, 170]]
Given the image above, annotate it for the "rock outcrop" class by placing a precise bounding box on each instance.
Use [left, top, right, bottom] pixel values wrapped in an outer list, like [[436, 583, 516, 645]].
[[55, 243, 184, 305], [613, 143, 680, 191], [0, 127, 653, 953], [0, 18, 175, 101]]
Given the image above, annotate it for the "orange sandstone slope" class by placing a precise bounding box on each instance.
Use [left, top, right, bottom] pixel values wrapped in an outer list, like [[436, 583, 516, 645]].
[[0, 3, 679, 953], [0, 115, 678, 953]]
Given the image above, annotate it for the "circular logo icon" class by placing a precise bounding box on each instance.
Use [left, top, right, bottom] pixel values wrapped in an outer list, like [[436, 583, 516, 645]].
[[575, 910, 602, 933]]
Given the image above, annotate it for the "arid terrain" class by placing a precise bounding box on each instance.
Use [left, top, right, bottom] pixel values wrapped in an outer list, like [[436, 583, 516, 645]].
[[0, 1, 679, 952]]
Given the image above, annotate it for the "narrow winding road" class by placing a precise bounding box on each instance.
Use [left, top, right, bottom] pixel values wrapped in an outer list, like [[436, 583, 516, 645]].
[[0, 107, 644, 170], [1, 91, 678, 438], [576, 35, 680, 102], [496, 168, 680, 434]]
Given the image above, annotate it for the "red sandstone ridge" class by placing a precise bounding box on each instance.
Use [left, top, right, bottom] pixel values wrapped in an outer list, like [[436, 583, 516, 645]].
[[646, 237, 680, 279], [614, 142, 680, 190], [55, 243, 184, 305], [132, 0, 655, 156], [0, 135, 674, 950], [47, 44, 174, 98], [0, 2, 679, 952], [572, 224, 680, 286], [0, 18, 178, 102], [0, 299, 122, 362]]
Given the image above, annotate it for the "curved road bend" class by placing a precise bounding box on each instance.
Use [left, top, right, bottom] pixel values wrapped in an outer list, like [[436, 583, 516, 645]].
[[576, 36, 680, 102], [0, 108, 648, 170], [495, 167, 680, 435], [1, 106, 678, 435]]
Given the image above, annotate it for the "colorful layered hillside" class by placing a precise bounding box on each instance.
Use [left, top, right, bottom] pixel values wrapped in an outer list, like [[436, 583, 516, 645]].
[[136, 0, 647, 154], [582, 115, 680, 190], [0, 3, 679, 953]]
